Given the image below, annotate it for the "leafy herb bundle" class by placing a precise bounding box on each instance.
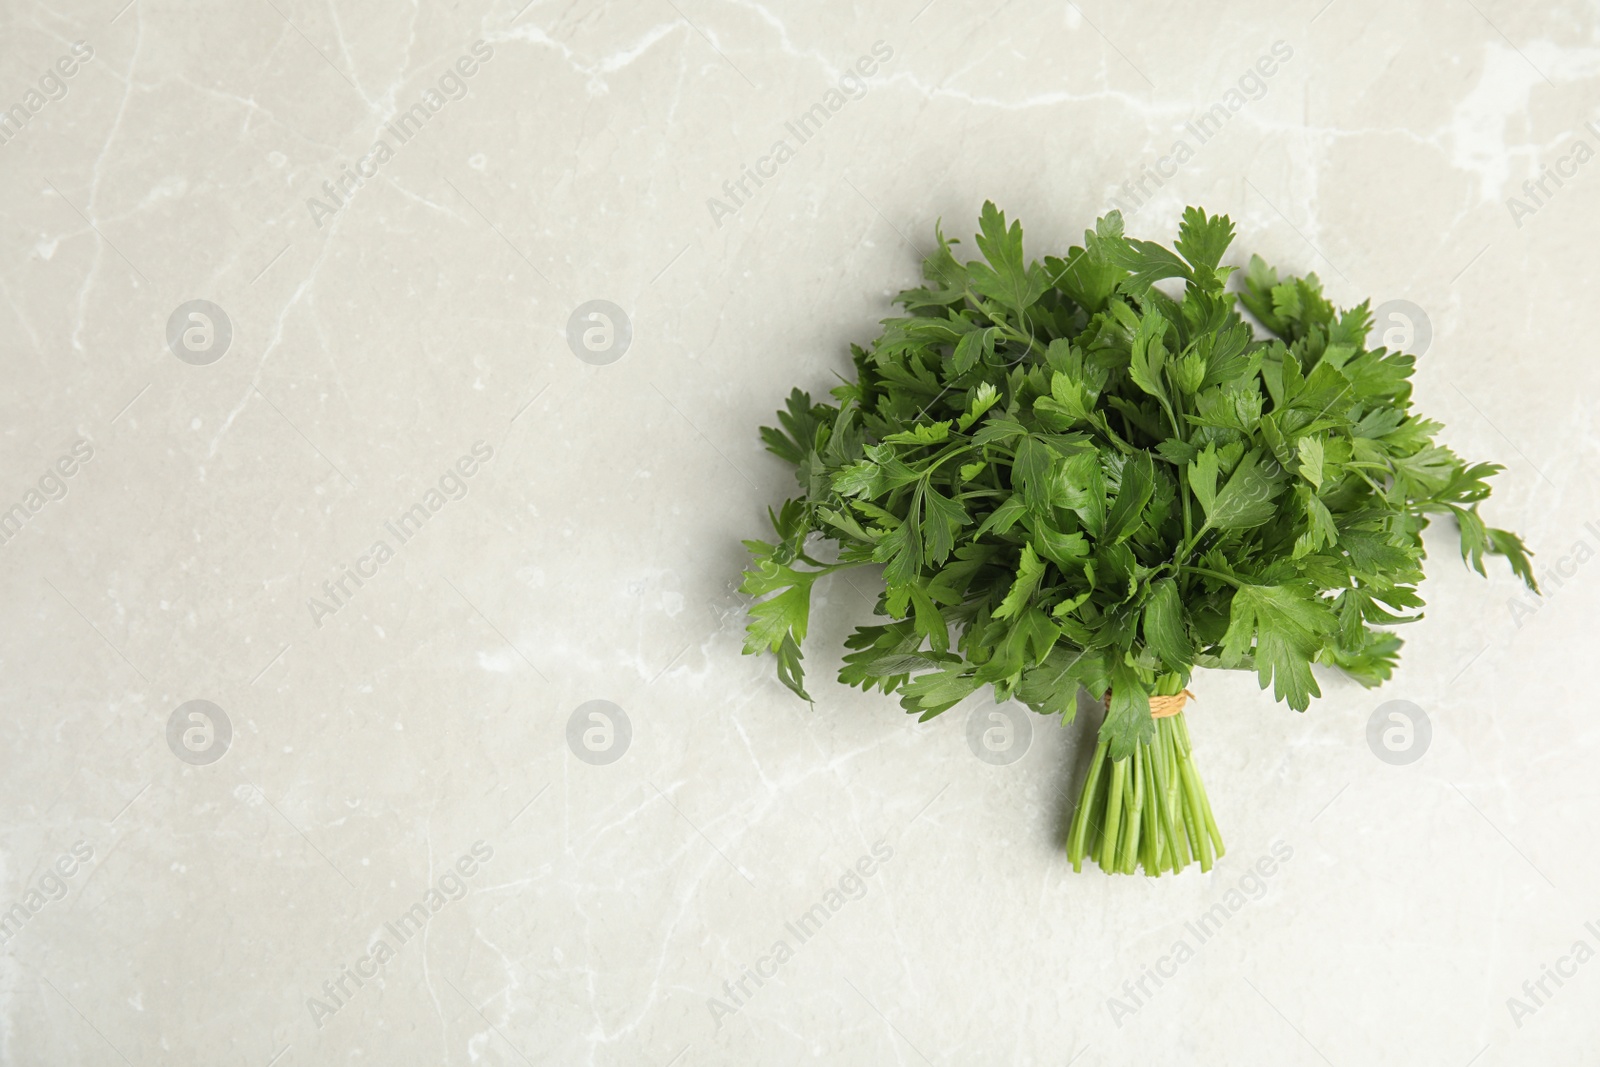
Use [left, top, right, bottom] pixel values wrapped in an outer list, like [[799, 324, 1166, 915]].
[[741, 203, 1535, 875]]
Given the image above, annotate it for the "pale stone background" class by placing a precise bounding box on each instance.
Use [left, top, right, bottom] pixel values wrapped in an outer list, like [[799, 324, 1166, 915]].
[[2, 0, 1597, 1063]]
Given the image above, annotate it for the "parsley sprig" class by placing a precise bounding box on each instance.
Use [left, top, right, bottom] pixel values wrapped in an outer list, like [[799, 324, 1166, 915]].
[[743, 203, 1535, 874]]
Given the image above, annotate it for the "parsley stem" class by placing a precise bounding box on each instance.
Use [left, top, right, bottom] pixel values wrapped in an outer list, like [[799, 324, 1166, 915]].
[[1163, 521, 1215, 580], [961, 284, 1048, 360], [1167, 389, 1195, 579], [1100, 758, 1126, 872], [794, 555, 867, 575], [1180, 565, 1242, 587], [1067, 706, 1219, 876], [1067, 737, 1109, 872]]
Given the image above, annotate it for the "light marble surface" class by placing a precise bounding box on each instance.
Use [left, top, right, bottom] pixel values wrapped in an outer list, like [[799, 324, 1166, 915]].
[[3, 1, 1599, 1064]]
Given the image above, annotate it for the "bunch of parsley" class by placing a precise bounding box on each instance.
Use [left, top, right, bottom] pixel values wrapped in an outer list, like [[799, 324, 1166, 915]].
[[742, 203, 1534, 875]]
